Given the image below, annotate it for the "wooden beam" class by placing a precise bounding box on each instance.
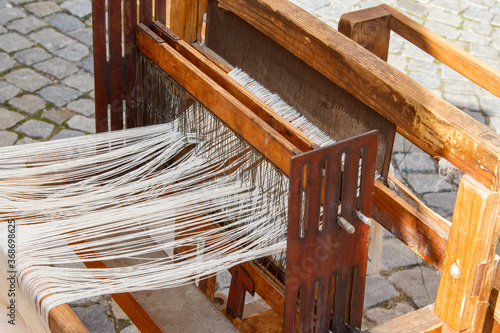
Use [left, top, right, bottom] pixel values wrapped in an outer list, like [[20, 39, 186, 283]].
[[435, 176, 500, 332], [149, 21, 318, 152], [216, 0, 500, 191], [136, 24, 300, 175], [169, 0, 198, 42], [48, 304, 89, 333], [381, 4, 500, 99], [365, 304, 443, 333]]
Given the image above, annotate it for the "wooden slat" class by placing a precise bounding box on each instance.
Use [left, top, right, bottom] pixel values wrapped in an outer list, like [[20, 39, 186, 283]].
[[435, 176, 500, 331], [48, 304, 89, 333], [372, 179, 450, 272], [91, 0, 108, 133], [381, 4, 500, 99], [155, 0, 166, 24], [170, 0, 198, 42], [216, 0, 500, 191], [136, 24, 300, 175], [150, 21, 318, 153], [123, 0, 137, 128], [108, 0, 124, 130], [238, 308, 283, 333], [140, 0, 153, 27], [365, 304, 443, 333]]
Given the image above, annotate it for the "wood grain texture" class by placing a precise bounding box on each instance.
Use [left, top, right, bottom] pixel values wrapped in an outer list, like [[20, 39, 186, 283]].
[[365, 304, 443, 333], [381, 4, 500, 99], [48, 304, 89, 333], [372, 179, 450, 272], [216, 0, 500, 191], [150, 21, 317, 152], [136, 24, 299, 175], [435, 176, 500, 331], [238, 309, 283, 333], [170, 0, 198, 42], [91, 0, 108, 132], [205, 0, 395, 179]]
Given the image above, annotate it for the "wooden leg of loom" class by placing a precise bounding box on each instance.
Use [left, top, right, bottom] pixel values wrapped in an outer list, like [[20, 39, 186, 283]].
[[48, 304, 89, 333]]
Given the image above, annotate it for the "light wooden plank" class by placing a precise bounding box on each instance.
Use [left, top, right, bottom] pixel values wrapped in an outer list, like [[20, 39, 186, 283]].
[[435, 176, 500, 332], [48, 304, 89, 333], [136, 24, 299, 175], [365, 304, 443, 333], [381, 4, 500, 99], [149, 21, 317, 152], [217, 0, 500, 191], [169, 0, 198, 42], [238, 309, 283, 333]]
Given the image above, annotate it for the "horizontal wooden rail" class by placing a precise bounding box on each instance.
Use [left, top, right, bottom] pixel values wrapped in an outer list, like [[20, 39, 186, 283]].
[[217, 0, 500, 191], [136, 24, 300, 175], [380, 4, 500, 99]]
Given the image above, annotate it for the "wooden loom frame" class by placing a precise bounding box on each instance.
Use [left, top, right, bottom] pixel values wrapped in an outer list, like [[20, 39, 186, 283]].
[[43, 0, 500, 332]]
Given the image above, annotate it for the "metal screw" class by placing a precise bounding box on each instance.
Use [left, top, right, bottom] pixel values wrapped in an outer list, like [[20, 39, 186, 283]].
[[338, 216, 355, 233]]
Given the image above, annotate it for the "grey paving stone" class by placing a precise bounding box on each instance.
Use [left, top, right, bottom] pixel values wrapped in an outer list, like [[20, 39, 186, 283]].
[[111, 299, 129, 321], [0, 81, 20, 102], [9, 94, 46, 114], [216, 270, 232, 290], [0, 130, 18, 146], [459, 29, 492, 46], [442, 79, 476, 95], [17, 119, 54, 138], [48, 13, 85, 32], [13, 47, 51, 66], [469, 43, 498, 59], [51, 129, 85, 140], [393, 152, 436, 173], [67, 98, 94, 116], [463, 20, 493, 37], [0, 52, 17, 72], [72, 304, 115, 333], [480, 97, 500, 116], [443, 93, 479, 111], [0, 25, 6, 34], [407, 58, 437, 73], [382, 238, 422, 270], [66, 114, 95, 133], [392, 133, 414, 153], [489, 116, 500, 133], [15, 137, 37, 145], [492, 14, 500, 27], [120, 325, 140, 333], [89, 90, 95, 99], [423, 21, 461, 40], [0, 108, 24, 129], [405, 173, 452, 194], [408, 71, 441, 89], [432, 0, 470, 15], [5, 68, 52, 92], [363, 275, 399, 308], [389, 266, 441, 309], [0, 33, 33, 53], [426, 9, 463, 28], [423, 191, 457, 217], [463, 5, 494, 22], [7, 16, 47, 34], [0, 7, 25, 25], [78, 56, 94, 73], [25, 1, 61, 17], [389, 33, 405, 53], [42, 108, 75, 124], [63, 72, 93, 92], [290, 0, 330, 12], [55, 43, 89, 62], [363, 302, 415, 330], [29, 28, 74, 52], [8, 0, 32, 4], [39, 85, 82, 107], [68, 28, 93, 46], [35, 57, 78, 79], [397, 0, 429, 16], [60, 0, 92, 18], [441, 65, 468, 81]]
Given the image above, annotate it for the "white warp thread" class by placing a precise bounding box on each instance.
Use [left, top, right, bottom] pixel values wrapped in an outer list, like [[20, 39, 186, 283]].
[[0, 115, 288, 332]]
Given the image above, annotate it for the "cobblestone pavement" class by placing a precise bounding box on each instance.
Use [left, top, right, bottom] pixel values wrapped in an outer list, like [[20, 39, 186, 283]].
[[0, 0, 499, 331]]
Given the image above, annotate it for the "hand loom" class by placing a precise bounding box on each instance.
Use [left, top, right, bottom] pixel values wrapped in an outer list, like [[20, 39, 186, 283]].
[[3, 0, 500, 332]]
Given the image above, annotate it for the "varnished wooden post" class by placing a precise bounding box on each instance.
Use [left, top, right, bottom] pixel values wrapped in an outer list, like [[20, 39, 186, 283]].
[[435, 175, 500, 332], [338, 7, 392, 276], [170, 0, 199, 42]]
